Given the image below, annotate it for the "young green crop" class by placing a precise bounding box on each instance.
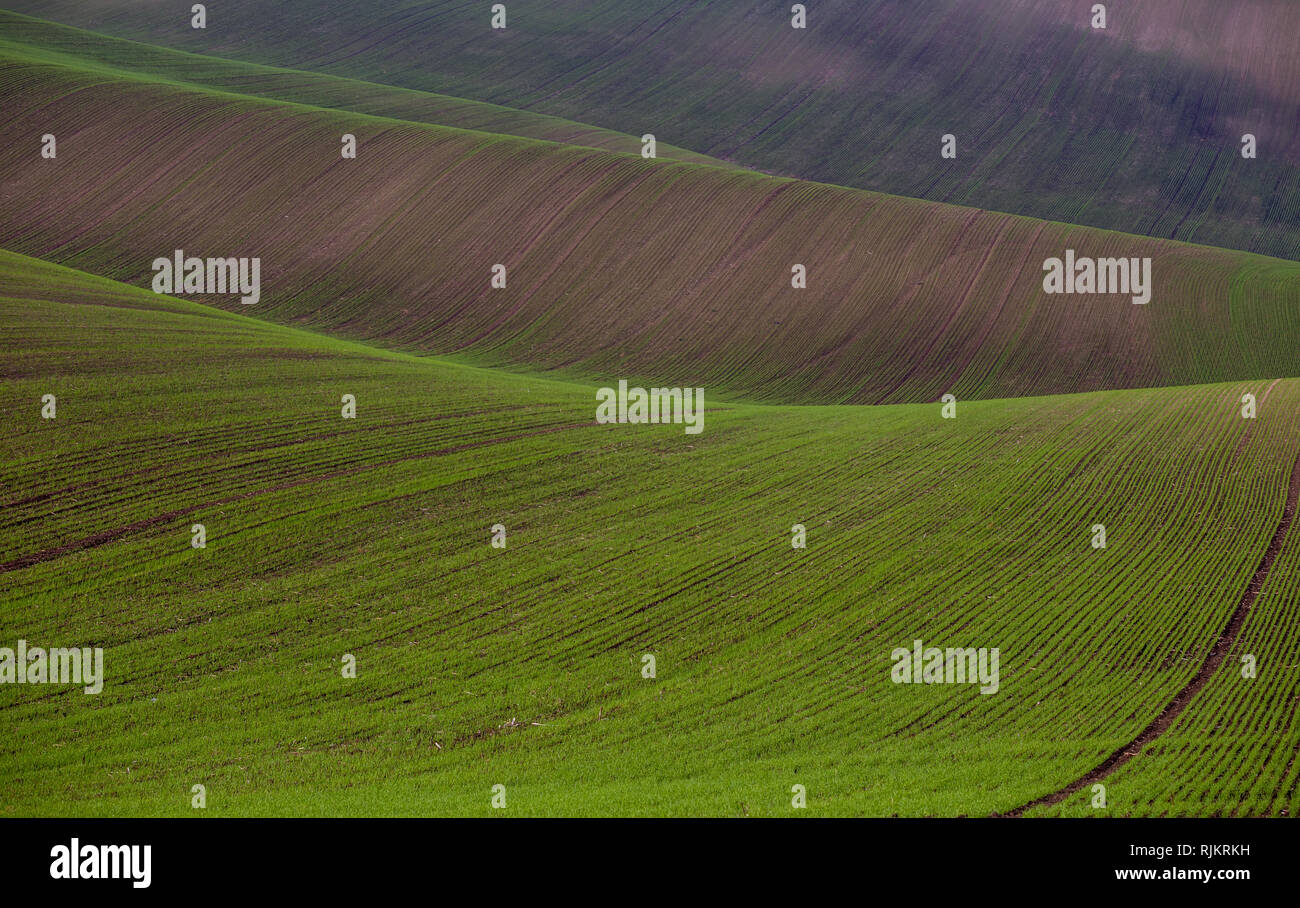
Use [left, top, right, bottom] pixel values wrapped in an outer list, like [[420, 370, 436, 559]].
[[2, 252, 1297, 816]]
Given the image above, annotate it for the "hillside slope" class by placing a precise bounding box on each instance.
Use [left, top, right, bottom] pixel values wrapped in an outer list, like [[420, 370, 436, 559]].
[[2, 251, 1298, 816], [0, 11, 731, 169], [9, 0, 1299, 259], [1045, 514, 1300, 817], [2, 44, 1299, 405]]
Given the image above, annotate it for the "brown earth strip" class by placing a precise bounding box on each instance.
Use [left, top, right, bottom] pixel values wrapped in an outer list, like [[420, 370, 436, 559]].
[[873, 212, 1007, 404], [998, 444, 1300, 816], [936, 221, 1049, 399]]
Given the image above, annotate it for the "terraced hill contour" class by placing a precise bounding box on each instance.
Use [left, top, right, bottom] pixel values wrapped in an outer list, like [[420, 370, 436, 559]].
[[0, 11, 731, 168]]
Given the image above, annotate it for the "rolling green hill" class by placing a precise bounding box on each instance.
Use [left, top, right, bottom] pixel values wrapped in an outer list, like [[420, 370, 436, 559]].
[[2, 250, 1298, 816], [9, 0, 1299, 259], [1048, 514, 1300, 817], [4, 4, 1299, 821]]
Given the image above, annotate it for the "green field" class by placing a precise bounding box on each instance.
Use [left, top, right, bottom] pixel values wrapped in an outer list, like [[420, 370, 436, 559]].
[[3, 3, 1299, 820], [3, 250, 1298, 816]]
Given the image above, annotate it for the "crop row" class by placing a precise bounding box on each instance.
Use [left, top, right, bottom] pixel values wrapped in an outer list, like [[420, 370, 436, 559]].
[[2, 252, 1297, 815]]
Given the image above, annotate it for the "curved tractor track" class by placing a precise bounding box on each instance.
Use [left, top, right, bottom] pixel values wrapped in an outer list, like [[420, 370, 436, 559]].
[[1000, 446, 1300, 817]]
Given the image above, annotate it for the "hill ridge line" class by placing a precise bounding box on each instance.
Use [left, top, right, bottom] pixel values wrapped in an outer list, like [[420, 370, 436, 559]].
[[0, 9, 732, 170], [4, 13, 1298, 268], [6, 55, 1300, 404]]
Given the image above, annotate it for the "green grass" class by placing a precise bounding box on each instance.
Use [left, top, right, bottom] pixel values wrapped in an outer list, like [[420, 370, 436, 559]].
[[3, 250, 1298, 816], [1045, 506, 1300, 817], [4, 4, 1298, 819]]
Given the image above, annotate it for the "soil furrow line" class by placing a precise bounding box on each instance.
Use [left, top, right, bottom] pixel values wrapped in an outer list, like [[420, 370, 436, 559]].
[[998, 444, 1300, 816]]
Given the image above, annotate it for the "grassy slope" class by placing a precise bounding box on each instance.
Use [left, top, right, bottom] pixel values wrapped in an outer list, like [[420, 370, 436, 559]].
[[7, 0, 1298, 260], [1050, 508, 1300, 817], [0, 10, 730, 169], [2, 40, 1299, 406], [2, 251, 1298, 816]]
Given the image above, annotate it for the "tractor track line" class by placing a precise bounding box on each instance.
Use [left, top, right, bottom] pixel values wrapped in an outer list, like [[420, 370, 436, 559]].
[[999, 444, 1300, 817]]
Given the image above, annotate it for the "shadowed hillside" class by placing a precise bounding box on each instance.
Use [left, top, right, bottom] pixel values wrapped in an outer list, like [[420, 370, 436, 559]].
[[0, 11, 732, 168], [2, 40, 1299, 405], [9, 0, 1300, 259]]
